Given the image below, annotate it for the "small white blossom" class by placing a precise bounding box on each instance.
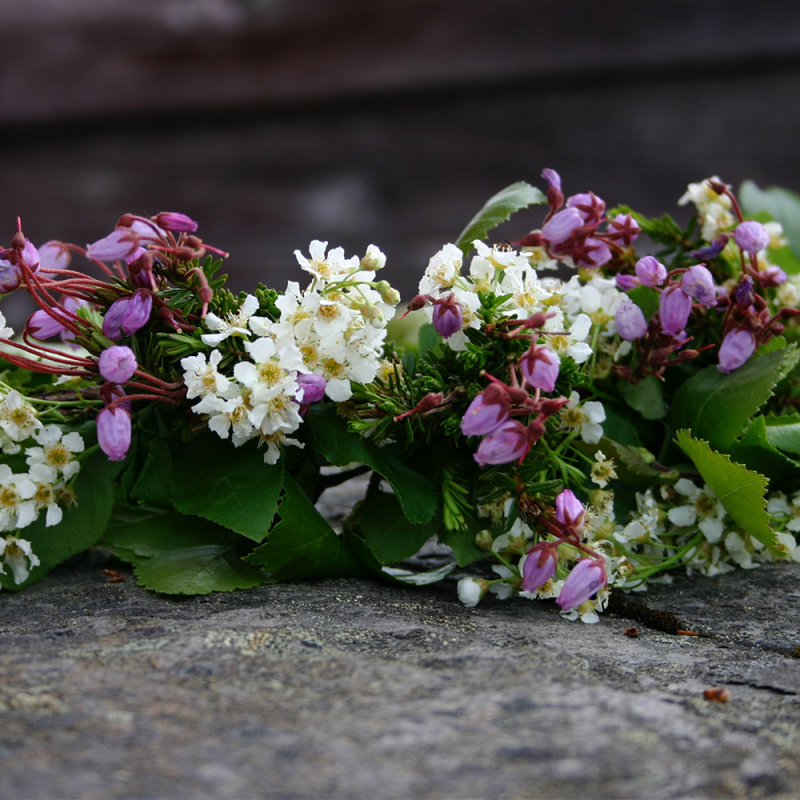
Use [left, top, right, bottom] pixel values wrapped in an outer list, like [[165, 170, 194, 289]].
[[561, 391, 605, 444], [201, 294, 260, 346], [1, 535, 40, 585]]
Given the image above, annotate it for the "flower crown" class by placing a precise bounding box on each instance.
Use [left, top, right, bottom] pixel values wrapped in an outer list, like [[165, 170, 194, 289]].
[[1, 173, 798, 623]]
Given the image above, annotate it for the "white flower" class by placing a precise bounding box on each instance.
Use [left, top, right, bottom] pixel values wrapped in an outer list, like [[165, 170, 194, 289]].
[[543, 311, 594, 364], [1, 535, 40, 584], [418, 243, 463, 296], [561, 391, 605, 444], [0, 390, 40, 442], [457, 576, 484, 607], [0, 465, 37, 531], [0, 310, 13, 339], [678, 177, 735, 241], [590, 450, 617, 488], [181, 349, 232, 399], [294, 240, 360, 285], [201, 294, 260, 346], [667, 478, 727, 543], [26, 425, 84, 481]]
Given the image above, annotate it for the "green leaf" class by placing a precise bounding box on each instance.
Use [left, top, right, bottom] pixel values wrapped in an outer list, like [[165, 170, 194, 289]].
[[670, 345, 800, 452], [0, 450, 121, 591], [354, 490, 441, 565], [102, 506, 239, 556], [764, 414, 800, 455], [134, 545, 266, 595], [740, 180, 800, 259], [171, 434, 283, 542], [676, 430, 778, 552], [306, 404, 438, 524], [246, 473, 365, 580], [438, 514, 486, 567], [619, 375, 668, 420], [455, 181, 546, 256], [418, 323, 440, 357], [128, 437, 173, 507], [729, 416, 800, 483], [627, 285, 660, 321]]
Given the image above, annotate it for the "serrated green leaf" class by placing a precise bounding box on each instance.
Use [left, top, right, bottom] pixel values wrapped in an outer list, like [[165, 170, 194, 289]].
[[455, 181, 546, 256], [306, 404, 437, 524], [0, 450, 121, 591], [171, 434, 283, 542], [670, 345, 799, 452], [354, 490, 440, 565], [729, 416, 800, 483], [764, 414, 800, 455], [246, 473, 365, 580], [619, 375, 667, 420], [438, 514, 486, 567], [134, 545, 266, 595], [676, 430, 778, 552], [740, 180, 800, 259], [627, 285, 660, 321]]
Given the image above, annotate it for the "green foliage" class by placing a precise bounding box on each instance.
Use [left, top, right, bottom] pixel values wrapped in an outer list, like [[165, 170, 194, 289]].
[[676, 430, 778, 553], [627, 286, 660, 321], [353, 490, 441, 565], [306, 403, 438, 525], [729, 416, 800, 484], [246, 473, 365, 580], [455, 181, 546, 256], [670, 345, 800, 452], [619, 376, 668, 420], [171, 434, 283, 542]]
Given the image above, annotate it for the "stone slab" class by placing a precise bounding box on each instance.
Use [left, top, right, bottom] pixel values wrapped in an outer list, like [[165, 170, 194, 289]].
[[1, 548, 798, 799]]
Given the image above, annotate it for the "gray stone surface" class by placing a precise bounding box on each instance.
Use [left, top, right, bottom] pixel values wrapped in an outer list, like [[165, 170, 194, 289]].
[[1, 548, 799, 799]]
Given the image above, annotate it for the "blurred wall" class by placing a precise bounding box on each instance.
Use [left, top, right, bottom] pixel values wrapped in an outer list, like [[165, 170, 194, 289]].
[[2, 0, 800, 324]]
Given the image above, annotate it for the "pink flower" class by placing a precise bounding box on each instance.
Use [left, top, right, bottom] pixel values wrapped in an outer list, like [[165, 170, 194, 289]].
[[614, 297, 648, 341], [555, 489, 585, 532], [461, 384, 510, 437], [86, 229, 139, 262], [98, 346, 138, 384], [521, 544, 558, 592], [97, 406, 132, 462], [659, 285, 692, 336], [296, 373, 327, 404], [474, 420, 531, 466], [431, 294, 463, 338], [153, 212, 198, 233], [734, 221, 770, 255], [519, 344, 560, 392], [541, 208, 584, 246], [566, 192, 605, 225], [635, 256, 667, 287], [717, 328, 756, 374], [556, 559, 607, 611], [680, 265, 717, 307], [28, 308, 71, 340]]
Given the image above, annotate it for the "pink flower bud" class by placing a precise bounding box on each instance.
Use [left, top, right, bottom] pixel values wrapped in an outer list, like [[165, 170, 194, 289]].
[[28, 308, 71, 340], [635, 256, 667, 287], [519, 344, 560, 392], [86, 229, 139, 262], [575, 237, 611, 269], [566, 192, 605, 224], [606, 213, 641, 247], [102, 290, 153, 339], [0, 258, 21, 293], [20, 240, 40, 273], [717, 328, 756, 374], [98, 346, 138, 383], [97, 406, 132, 462], [659, 285, 692, 336], [734, 221, 770, 255], [614, 297, 648, 341], [153, 212, 199, 233], [680, 265, 717, 307], [522, 544, 558, 592], [474, 420, 530, 466], [555, 489, 585, 531], [461, 384, 510, 437], [556, 559, 607, 611], [541, 168, 564, 214], [431, 294, 463, 338], [38, 241, 71, 271], [541, 208, 584, 246], [296, 373, 327, 404], [615, 274, 639, 291]]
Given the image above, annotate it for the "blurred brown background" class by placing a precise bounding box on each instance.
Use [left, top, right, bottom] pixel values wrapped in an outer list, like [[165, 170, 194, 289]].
[[3, 0, 800, 324]]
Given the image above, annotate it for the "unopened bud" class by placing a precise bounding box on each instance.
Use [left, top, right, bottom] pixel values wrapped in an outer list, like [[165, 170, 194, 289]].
[[375, 280, 400, 305]]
